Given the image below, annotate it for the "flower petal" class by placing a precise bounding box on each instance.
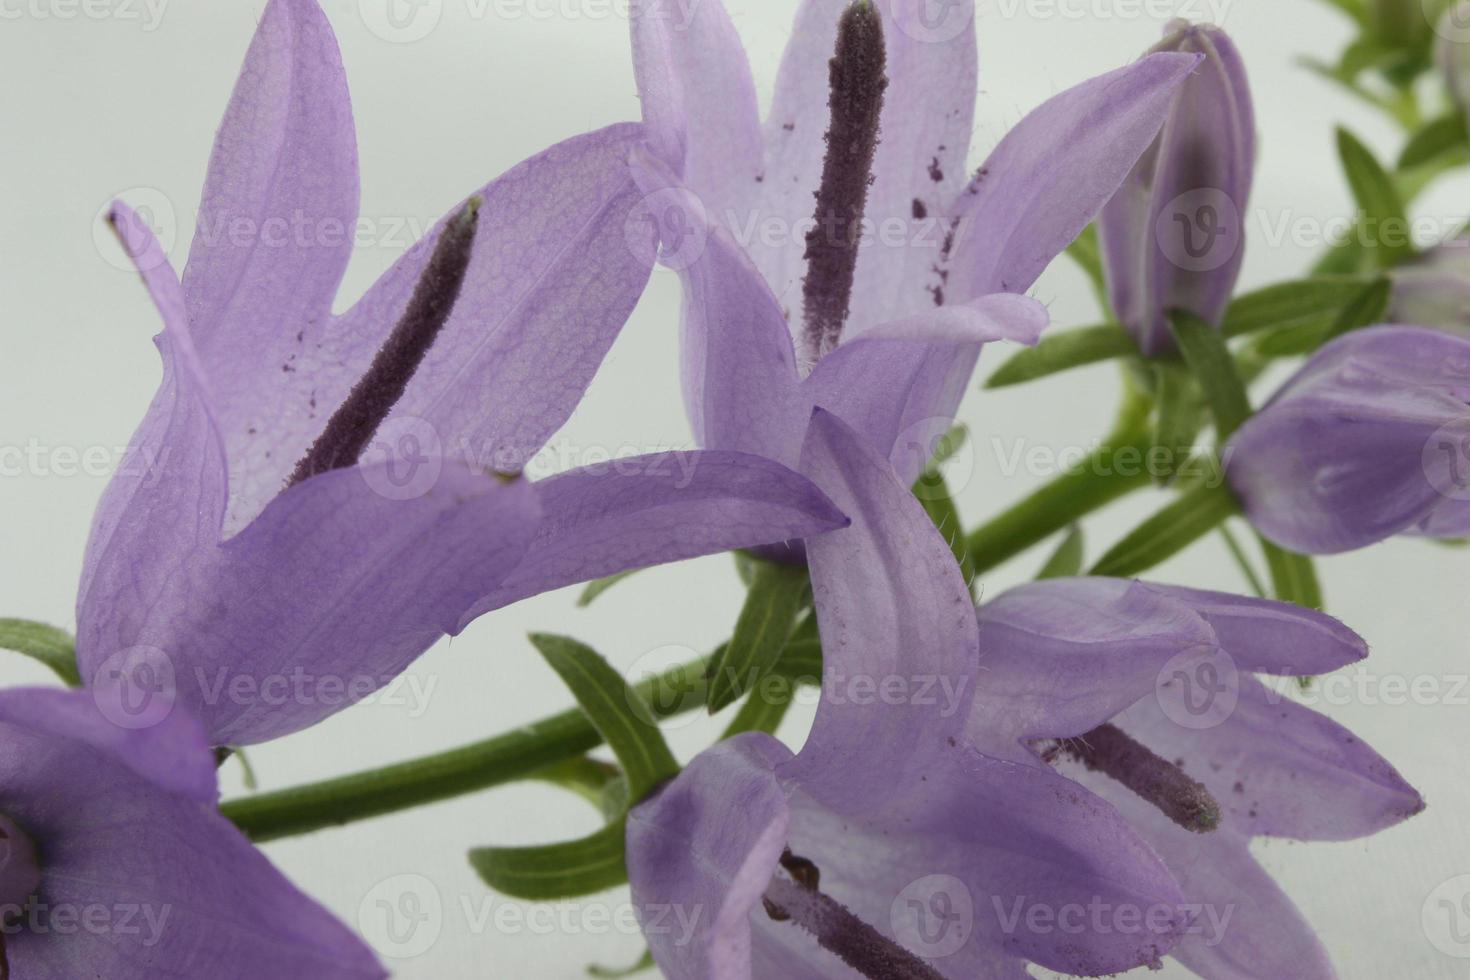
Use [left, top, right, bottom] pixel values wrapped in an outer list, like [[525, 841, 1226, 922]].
[[968, 577, 1216, 755], [1226, 326, 1470, 553], [180, 0, 359, 527], [751, 0, 980, 332], [789, 408, 979, 780], [77, 206, 230, 699], [1136, 582, 1367, 676], [630, 150, 802, 463], [229, 124, 655, 528], [630, 0, 764, 224], [78, 464, 542, 746], [1115, 676, 1424, 841], [946, 52, 1200, 300], [0, 690, 384, 979], [804, 293, 1049, 484], [471, 451, 849, 619], [627, 733, 794, 980]]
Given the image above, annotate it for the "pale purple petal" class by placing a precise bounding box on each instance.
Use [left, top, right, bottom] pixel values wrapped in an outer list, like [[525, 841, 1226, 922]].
[[179, 0, 359, 529], [946, 52, 1200, 300], [1226, 326, 1470, 553], [1115, 677, 1424, 841], [80, 465, 542, 746], [229, 124, 655, 528], [630, 150, 802, 463], [751, 0, 979, 332], [968, 578, 1216, 756], [630, 0, 764, 225], [803, 294, 1049, 484], [1137, 582, 1367, 675], [0, 690, 383, 978], [77, 206, 229, 692], [471, 452, 848, 620]]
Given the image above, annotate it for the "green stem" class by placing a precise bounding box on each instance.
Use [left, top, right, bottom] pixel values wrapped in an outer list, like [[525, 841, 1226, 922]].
[[967, 393, 1154, 575], [223, 644, 826, 842]]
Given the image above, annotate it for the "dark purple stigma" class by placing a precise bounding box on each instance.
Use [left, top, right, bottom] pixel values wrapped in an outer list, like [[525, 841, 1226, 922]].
[[1048, 723, 1222, 833], [762, 850, 945, 979], [288, 198, 481, 488], [800, 0, 887, 367]]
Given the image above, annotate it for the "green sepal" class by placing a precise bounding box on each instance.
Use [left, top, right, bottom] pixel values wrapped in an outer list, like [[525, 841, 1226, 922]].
[[1254, 276, 1391, 356], [1168, 310, 1254, 442], [577, 570, 644, 607], [1336, 126, 1414, 267], [1151, 361, 1206, 484], [0, 619, 82, 687]]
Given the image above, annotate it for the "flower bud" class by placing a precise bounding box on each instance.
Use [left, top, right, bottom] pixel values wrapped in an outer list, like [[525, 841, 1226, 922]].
[[1099, 21, 1255, 357], [1225, 326, 1470, 553]]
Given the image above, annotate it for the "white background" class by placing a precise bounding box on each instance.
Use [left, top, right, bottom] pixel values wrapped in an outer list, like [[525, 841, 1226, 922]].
[[2, 0, 1469, 977]]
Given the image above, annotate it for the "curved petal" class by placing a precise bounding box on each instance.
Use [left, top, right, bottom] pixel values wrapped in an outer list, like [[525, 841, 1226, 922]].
[[180, 0, 359, 527], [946, 52, 1200, 300], [469, 451, 848, 620], [227, 123, 656, 529], [1226, 327, 1470, 553], [790, 408, 979, 783], [751, 0, 980, 332], [0, 691, 383, 978], [630, 150, 802, 462], [968, 578, 1216, 755], [1136, 583, 1367, 676], [77, 206, 230, 695], [78, 464, 542, 746], [804, 294, 1049, 484], [1064, 760, 1338, 980], [627, 734, 794, 980], [1115, 677, 1424, 842], [630, 0, 764, 225]]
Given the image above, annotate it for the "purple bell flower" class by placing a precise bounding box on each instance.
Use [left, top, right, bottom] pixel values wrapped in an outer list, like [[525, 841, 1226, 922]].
[[626, 412, 1198, 978], [0, 688, 383, 977], [82, 0, 848, 746], [1225, 325, 1470, 553], [971, 576, 1424, 979], [1098, 20, 1256, 357], [630, 0, 1199, 498]]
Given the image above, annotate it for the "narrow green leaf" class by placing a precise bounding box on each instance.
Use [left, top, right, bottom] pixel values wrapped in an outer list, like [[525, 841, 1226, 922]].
[[1221, 277, 1375, 337], [470, 819, 628, 900], [0, 619, 81, 687], [985, 324, 1135, 388], [1091, 481, 1241, 578], [927, 424, 969, 467], [529, 757, 623, 813], [529, 635, 678, 802], [1218, 525, 1268, 599], [1036, 526, 1085, 580], [705, 561, 809, 714], [1169, 311, 1254, 441], [589, 950, 656, 978], [576, 570, 643, 608], [1310, 0, 1367, 27], [1336, 127, 1413, 266], [1398, 112, 1469, 170], [721, 671, 795, 740], [1258, 537, 1324, 610], [1255, 276, 1391, 356]]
